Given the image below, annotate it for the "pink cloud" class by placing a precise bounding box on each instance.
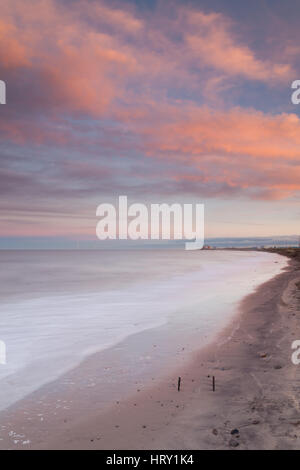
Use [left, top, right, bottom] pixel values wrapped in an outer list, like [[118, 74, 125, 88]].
[[142, 107, 300, 160], [0, 0, 294, 119], [184, 11, 293, 82], [0, 0, 299, 205], [0, 19, 30, 68], [86, 2, 143, 34], [126, 105, 300, 199]]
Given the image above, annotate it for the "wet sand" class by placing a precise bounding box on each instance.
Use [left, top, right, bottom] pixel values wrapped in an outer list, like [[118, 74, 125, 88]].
[[0, 256, 299, 450]]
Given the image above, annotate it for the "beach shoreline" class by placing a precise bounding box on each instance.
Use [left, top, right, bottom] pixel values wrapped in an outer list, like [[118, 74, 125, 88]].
[[0, 251, 299, 450], [57, 255, 299, 451]]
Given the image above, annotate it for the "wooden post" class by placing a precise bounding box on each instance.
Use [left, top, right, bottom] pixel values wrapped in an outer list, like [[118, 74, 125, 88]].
[[212, 375, 215, 392], [177, 376, 181, 391]]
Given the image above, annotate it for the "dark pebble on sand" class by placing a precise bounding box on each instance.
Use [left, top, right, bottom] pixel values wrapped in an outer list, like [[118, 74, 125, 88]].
[[231, 428, 239, 435]]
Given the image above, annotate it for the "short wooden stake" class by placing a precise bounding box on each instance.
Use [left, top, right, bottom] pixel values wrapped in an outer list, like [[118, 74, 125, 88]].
[[177, 376, 181, 391], [212, 375, 215, 392]]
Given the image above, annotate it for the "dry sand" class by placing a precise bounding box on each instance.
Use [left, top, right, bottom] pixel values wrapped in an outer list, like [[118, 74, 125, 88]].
[[0, 256, 299, 450]]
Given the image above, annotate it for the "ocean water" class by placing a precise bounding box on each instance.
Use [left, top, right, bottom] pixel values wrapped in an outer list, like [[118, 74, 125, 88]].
[[0, 249, 287, 411]]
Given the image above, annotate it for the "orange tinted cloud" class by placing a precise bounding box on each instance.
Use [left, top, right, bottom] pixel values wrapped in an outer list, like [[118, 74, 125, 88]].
[[185, 11, 293, 82], [0, 0, 140, 115], [131, 106, 300, 199], [0, 20, 30, 68], [88, 2, 143, 33], [0, 0, 294, 118], [0, 0, 299, 204], [144, 107, 300, 160]]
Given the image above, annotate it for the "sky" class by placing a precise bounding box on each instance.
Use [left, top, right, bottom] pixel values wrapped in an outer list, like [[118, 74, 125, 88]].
[[0, 0, 300, 246]]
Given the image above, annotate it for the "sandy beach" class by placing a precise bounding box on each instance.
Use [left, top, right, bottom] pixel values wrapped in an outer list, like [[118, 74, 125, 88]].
[[0, 251, 298, 450]]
